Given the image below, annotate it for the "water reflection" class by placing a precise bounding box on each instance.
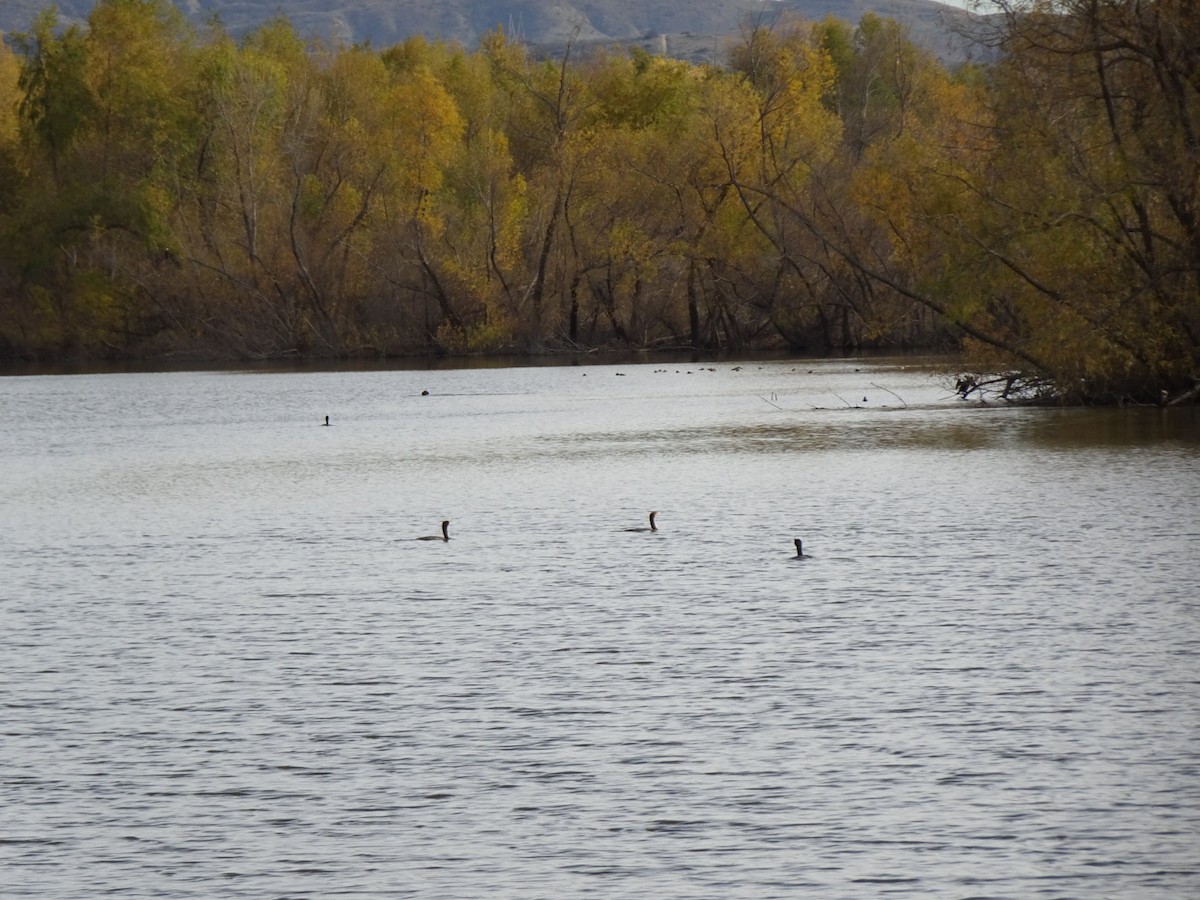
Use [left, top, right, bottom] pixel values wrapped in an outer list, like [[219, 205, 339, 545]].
[[552, 405, 1200, 457], [1017, 406, 1200, 448]]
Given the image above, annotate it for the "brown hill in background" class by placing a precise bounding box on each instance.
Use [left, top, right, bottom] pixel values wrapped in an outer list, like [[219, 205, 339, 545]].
[[1, 0, 988, 65]]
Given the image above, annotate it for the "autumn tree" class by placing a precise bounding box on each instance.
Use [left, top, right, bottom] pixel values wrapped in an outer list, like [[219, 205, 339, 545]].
[[482, 31, 603, 348], [724, 14, 865, 349], [3, 1, 196, 356], [0, 38, 23, 350], [964, 0, 1200, 402], [395, 39, 526, 351], [167, 19, 308, 355], [553, 50, 700, 348]]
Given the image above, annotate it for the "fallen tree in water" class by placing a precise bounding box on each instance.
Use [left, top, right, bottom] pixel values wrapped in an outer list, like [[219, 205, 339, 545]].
[[952, 373, 1200, 407]]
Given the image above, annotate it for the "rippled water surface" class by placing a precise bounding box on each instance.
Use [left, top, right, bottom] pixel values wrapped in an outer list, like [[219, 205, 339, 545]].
[[2, 359, 1198, 898]]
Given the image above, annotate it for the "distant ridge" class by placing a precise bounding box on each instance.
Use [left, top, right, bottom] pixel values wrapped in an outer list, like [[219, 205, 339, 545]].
[[1, 0, 985, 65]]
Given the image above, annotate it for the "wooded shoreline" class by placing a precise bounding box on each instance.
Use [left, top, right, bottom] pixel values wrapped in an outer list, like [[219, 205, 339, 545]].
[[1, 0, 1196, 404]]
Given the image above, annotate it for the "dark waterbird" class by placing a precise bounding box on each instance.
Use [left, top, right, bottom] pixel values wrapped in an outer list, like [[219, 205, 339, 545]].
[[625, 511, 658, 532], [418, 520, 450, 542]]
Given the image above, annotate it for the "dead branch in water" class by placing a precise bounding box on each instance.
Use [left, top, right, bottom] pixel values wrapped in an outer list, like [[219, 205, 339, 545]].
[[870, 382, 907, 408]]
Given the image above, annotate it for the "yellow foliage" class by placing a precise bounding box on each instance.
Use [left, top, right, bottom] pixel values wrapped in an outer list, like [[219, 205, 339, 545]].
[[0, 40, 19, 146], [434, 320, 467, 352], [466, 316, 515, 352]]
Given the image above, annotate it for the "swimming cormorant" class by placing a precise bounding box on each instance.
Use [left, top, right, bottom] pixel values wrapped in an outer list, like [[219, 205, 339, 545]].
[[418, 520, 450, 541], [625, 511, 658, 532]]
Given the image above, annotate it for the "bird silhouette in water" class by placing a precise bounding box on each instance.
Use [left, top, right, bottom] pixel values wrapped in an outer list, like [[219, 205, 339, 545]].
[[794, 538, 807, 558], [625, 511, 658, 532], [322, 415, 331, 426], [417, 520, 450, 542]]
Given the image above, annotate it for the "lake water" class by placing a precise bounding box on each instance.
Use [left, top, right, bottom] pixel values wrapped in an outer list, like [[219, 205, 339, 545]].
[[2, 357, 1198, 898]]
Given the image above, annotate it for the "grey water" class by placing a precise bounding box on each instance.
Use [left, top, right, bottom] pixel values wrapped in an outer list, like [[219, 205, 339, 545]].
[[1, 358, 1198, 899]]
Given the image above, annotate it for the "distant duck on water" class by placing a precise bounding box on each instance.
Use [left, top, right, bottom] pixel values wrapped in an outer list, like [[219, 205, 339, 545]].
[[418, 520, 450, 542], [625, 511, 658, 532], [794, 538, 807, 558]]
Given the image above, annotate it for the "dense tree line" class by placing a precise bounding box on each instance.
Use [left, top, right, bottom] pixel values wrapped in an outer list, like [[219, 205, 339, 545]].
[[0, 0, 1196, 403]]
